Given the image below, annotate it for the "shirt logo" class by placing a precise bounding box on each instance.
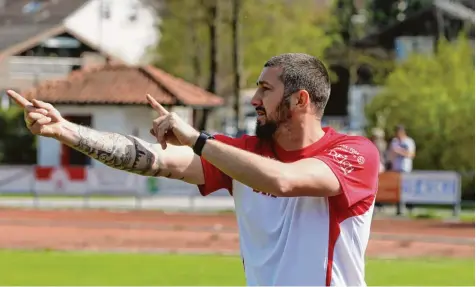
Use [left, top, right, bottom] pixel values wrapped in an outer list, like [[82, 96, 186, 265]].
[[328, 144, 365, 176], [357, 156, 365, 164]]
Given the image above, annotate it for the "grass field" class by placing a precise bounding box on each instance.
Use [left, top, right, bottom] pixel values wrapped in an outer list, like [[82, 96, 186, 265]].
[[0, 250, 474, 286]]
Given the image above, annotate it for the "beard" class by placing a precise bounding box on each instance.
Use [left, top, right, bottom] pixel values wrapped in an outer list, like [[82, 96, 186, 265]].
[[255, 120, 278, 140], [255, 96, 291, 140]]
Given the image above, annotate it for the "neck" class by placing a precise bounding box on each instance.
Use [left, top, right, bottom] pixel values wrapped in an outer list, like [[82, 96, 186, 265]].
[[273, 118, 325, 151]]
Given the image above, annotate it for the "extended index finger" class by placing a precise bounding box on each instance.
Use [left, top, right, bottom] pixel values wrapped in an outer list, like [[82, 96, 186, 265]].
[[6, 90, 31, 108], [146, 94, 169, 115]]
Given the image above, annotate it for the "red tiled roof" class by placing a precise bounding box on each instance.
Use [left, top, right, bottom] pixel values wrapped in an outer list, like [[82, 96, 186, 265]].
[[143, 66, 223, 106], [22, 63, 224, 107]]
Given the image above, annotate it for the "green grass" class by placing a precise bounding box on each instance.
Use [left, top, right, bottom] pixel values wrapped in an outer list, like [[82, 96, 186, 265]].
[[409, 210, 475, 222], [365, 257, 474, 286], [0, 250, 473, 286]]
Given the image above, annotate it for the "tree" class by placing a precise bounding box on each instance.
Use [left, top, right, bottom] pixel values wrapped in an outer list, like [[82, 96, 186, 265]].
[[151, 0, 219, 130], [152, 0, 336, 90], [151, 0, 211, 87], [365, 35, 475, 174], [231, 0, 241, 130], [0, 107, 36, 164], [238, 0, 334, 87], [330, 0, 362, 44], [367, 0, 433, 30]]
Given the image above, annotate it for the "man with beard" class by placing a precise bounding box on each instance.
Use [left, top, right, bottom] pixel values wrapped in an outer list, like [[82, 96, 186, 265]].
[[8, 53, 379, 286]]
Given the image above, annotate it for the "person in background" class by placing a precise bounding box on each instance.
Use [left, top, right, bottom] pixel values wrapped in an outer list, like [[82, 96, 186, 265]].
[[370, 127, 387, 173], [389, 125, 416, 172]]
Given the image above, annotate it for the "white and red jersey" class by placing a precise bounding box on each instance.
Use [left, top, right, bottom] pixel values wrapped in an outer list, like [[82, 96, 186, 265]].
[[198, 127, 380, 286]]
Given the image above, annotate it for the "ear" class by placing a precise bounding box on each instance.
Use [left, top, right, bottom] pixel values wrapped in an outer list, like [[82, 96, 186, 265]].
[[294, 90, 310, 109]]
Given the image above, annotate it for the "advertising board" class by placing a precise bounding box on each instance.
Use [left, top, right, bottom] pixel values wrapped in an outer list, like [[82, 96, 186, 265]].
[[401, 171, 461, 205]]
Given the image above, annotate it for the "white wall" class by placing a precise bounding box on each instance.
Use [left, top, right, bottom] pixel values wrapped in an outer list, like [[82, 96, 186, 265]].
[[347, 85, 383, 132], [64, 0, 159, 65], [37, 137, 61, 166], [37, 105, 193, 167]]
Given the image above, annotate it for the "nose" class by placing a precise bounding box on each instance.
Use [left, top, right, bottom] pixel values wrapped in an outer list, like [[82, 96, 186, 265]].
[[251, 92, 262, 107]]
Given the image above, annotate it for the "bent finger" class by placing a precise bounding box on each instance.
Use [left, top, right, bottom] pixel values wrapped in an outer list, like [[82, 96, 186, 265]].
[[36, 117, 52, 125], [152, 115, 168, 140], [32, 99, 55, 111], [27, 112, 47, 122], [25, 105, 48, 116], [157, 120, 171, 149]]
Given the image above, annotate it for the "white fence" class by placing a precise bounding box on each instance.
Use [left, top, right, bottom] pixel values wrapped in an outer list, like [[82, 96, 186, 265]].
[[0, 165, 464, 215], [0, 165, 232, 211], [0, 165, 230, 197]]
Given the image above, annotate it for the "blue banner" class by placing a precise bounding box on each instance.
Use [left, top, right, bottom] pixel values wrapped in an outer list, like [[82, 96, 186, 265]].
[[401, 171, 461, 204]]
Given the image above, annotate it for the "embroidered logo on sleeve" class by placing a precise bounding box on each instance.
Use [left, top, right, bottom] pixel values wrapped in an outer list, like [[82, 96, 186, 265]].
[[328, 145, 365, 176]]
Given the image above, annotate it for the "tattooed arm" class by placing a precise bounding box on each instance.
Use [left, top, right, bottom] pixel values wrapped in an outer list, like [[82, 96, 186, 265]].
[[56, 121, 205, 184]]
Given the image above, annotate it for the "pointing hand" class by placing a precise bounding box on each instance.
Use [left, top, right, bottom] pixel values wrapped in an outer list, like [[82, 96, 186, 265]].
[[6, 90, 65, 138], [146, 94, 199, 150]]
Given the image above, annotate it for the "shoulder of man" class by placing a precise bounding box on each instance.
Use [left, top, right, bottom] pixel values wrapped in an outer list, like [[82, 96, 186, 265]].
[[212, 133, 258, 150], [314, 131, 381, 206], [327, 130, 377, 148], [321, 131, 380, 162]]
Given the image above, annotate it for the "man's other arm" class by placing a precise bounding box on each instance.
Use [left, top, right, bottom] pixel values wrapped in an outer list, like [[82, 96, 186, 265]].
[[200, 139, 340, 198], [57, 121, 205, 184], [200, 136, 379, 201]]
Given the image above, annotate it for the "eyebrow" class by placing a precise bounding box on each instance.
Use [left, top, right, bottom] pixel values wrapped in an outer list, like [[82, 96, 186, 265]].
[[256, 80, 273, 88]]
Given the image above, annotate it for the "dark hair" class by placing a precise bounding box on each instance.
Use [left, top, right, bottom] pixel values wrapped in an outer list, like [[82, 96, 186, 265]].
[[264, 53, 331, 114], [395, 124, 406, 132]]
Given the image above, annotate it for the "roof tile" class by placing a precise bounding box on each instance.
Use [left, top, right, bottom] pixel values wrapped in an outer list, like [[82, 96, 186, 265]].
[[144, 66, 224, 107], [21, 63, 224, 107]]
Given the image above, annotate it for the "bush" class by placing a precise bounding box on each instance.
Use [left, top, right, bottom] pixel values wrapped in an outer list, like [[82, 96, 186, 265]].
[[365, 34, 474, 174], [0, 106, 36, 164]]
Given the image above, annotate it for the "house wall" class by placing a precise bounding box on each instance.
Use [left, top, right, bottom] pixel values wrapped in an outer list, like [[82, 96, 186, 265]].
[[0, 59, 37, 91], [37, 105, 193, 167], [0, 56, 87, 92], [64, 0, 159, 65], [347, 85, 383, 133]]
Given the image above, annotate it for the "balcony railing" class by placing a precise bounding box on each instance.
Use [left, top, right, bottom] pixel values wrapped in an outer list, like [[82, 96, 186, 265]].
[[8, 56, 82, 79]]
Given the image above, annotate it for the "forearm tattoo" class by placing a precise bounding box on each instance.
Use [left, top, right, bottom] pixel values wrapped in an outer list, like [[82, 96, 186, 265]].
[[73, 125, 160, 176]]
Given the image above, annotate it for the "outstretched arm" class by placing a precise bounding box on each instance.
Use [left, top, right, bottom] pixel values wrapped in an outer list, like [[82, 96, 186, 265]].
[[6, 90, 205, 185], [60, 122, 159, 176], [59, 122, 204, 184]]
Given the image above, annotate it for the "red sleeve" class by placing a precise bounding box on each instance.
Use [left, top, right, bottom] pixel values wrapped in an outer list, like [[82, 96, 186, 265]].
[[315, 137, 380, 207], [197, 134, 247, 196]]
